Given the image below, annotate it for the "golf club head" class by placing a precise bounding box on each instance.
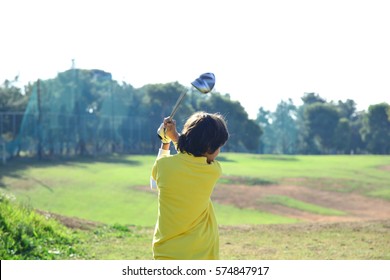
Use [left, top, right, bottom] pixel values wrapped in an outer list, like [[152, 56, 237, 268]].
[[191, 73, 215, 94]]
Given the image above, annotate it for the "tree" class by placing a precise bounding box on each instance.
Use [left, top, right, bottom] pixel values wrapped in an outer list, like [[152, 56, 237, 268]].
[[257, 100, 299, 154], [301, 92, 326, 105], [140, 82, 188, 152], [143, 82, 187, 120], [305, 103, 340, 153], [0, 78, 30, 140], [337, 99, 357, 120], [362, 103, 390, 154], [333, 118, 351, 154], [270, 99, 298, 154], [0, 80, 25, 111], [332, 99, 367, 154], [256, 107, 274, 153], [197, 93, 262, 152], [350, 111, 366, 154]]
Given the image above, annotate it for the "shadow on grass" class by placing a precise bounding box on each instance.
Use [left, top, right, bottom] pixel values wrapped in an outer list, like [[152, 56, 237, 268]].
[[217, 156, 236, 162], [253, 155, 300, 161], [0, 155, 141, 188], [219, 175, 276, 186]]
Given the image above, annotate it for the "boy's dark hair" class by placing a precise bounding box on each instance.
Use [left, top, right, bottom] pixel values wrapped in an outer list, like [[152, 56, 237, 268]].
[[177, 112, 229, 156]]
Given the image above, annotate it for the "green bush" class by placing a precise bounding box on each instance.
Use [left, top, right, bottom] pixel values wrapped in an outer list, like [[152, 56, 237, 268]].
[[0, 192, 83, 259]]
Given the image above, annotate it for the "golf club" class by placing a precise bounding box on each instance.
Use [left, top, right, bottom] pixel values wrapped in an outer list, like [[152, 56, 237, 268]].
[[157, 73, 215, 141], [168, 72, 215, 121]]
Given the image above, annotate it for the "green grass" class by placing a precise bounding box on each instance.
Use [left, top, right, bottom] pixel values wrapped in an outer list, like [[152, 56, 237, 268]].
[[1, 155, 160, 226], [46, 220, 390, 260], [368, 188, 390, 201], [1, 154, 390, 229], [0, 192, 84, 260], [1, 190, 389, 260], [262, 195, 346, 216], [214, 203, 298, 225], [220, 153, 390, 198], [218, 221, 390, 260], [0, 155, 293, 226], [2, 154, 390, 260]]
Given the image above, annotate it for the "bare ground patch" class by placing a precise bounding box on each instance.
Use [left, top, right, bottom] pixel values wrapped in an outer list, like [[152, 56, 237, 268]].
[[134, 179, 390, 223], [36, 210, 102, 230], [212, 182, 390, 222], [379, 165, 390, 172]]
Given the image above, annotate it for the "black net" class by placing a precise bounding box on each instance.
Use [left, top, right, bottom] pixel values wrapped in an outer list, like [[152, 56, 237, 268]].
[[5, 69, 154, 158]]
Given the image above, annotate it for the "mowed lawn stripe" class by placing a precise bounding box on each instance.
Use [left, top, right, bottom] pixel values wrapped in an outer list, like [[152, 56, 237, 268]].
[[262, 195, 346, 216], [2, 154, 390, 226]]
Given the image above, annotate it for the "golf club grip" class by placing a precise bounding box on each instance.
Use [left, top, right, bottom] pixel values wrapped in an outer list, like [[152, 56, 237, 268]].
[[169, 90, 188, 120]]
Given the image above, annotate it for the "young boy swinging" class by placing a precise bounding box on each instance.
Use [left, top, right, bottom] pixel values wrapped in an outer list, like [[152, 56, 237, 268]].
[[150, 111, 229, 260]]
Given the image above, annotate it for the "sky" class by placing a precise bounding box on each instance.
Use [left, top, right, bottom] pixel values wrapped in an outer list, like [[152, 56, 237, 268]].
[[1, 0, 389, 119]]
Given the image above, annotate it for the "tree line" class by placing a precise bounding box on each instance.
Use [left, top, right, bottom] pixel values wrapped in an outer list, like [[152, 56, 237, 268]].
[[257, 94, 390, 154], [1, 68, 390, 158], [0, 69, 260, 158]]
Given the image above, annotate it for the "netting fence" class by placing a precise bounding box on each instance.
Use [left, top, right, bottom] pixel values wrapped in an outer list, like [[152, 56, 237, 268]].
[[2, 69, 161, 160]]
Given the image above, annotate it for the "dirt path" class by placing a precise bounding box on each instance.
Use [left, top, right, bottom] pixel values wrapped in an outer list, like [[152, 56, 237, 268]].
[[212, 182, 390, 222], [136, 174, 390, 223], [36, 210, 102, 230]]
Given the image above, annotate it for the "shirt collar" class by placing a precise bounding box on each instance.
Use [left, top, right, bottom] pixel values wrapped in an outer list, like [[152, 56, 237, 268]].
[[177, 152, 210, 164]]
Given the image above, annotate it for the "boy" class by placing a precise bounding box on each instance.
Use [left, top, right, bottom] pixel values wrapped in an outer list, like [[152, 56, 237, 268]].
[[150, 111, 229, 260]]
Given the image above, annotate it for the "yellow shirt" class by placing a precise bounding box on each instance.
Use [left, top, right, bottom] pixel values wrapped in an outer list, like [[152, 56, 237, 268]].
[[151, 151, 222, 260]]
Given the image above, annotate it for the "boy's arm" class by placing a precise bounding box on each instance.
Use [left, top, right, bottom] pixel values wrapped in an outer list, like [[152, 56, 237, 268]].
[[150, 143, 170, 189], [151, 117, 179, 189]]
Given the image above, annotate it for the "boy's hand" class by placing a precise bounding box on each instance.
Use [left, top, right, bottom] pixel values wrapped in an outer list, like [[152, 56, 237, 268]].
[[164, 118, 179, 143], [157, 123, 171, 144]]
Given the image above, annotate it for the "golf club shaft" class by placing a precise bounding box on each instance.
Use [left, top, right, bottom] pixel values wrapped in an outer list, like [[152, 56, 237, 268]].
[[168, 89, 190, 120]]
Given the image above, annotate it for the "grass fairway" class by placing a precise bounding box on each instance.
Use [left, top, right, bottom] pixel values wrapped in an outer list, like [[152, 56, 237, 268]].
[[0, 155, 297, 226], [220, 153, 390, 199], [218, 220, 390, 260], [1, 154, 390, 226], [1, 153, 390, 259], [52, 216, 390, 260], [262, 195, 346, 216]]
